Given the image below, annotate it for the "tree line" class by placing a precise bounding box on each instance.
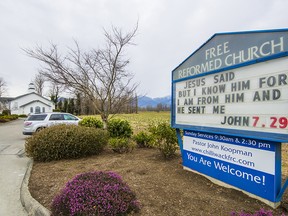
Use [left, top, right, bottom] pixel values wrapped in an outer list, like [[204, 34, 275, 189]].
[[55, 95, 170, 115], [53, 93, 138, 116]]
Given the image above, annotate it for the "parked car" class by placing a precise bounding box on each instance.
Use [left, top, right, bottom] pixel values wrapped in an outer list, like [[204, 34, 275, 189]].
[[23, 112, 81, 135]]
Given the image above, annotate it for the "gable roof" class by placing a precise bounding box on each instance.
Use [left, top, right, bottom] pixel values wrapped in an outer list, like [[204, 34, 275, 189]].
[[12, 92, 52, 103], [0, 97, 14, 103], [19, 100, 52, 108]]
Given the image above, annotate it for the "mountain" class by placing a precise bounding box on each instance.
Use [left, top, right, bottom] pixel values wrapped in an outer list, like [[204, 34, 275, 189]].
[[138, 95, 171, 108]]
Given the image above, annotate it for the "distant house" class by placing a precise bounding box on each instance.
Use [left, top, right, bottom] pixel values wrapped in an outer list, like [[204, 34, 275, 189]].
[[0, 83, 55, 115]]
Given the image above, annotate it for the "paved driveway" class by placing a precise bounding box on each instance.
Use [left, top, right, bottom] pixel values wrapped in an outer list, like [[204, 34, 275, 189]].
[[0, 119, 29, 216]]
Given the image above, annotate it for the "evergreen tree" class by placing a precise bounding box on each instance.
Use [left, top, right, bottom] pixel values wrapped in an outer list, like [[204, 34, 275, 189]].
[[63, 99, 68, 113], [57, 100, 63, 112], [68, 98, 75, 114], [75, 93, 81, 115]]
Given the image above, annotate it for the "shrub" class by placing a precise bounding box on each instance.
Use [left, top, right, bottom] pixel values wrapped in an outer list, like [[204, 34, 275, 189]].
[[0, 117, 9, 123], [25, 124, 109, 162], [230, 208, 274, 216], [148, 122, 178, 159], [108, 137, 136, 153], [108, 118, 133, 138], [79, 116, 103, 128], [18, 114, 28, 118], [2, 109, 11, 115], [11, 114, 18, 119], [51, 171, 141, 216], [0, 114, 18, 122], [133, 131, 154, 148]]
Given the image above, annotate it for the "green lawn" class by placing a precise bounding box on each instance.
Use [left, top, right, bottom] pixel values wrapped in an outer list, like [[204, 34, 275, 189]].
[[81, 111, 171, 133]]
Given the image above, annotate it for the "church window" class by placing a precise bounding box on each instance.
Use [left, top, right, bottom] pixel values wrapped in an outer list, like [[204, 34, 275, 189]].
[[35, 106, 41, 114]]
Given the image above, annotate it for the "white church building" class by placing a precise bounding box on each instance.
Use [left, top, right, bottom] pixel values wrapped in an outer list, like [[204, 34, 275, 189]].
[[0, 83, 55, 115]]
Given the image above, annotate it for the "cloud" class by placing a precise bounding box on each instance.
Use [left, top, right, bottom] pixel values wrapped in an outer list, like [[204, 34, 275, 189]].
[[0, 0, 287, 97]]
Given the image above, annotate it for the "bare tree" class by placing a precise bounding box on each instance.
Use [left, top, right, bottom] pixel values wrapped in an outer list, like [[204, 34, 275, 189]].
[[24, 24, 138, 128], [33, 72, 46, 95], [0, 77, 7, 97]]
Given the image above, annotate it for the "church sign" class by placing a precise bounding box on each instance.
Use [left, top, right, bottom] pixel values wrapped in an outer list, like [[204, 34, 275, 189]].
[[171, 29, 288, 207], [182, 130, 281, 203]]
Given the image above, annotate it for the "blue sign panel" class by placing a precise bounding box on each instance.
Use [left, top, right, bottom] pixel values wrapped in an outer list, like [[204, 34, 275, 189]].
[[182, 130, 281, 202]]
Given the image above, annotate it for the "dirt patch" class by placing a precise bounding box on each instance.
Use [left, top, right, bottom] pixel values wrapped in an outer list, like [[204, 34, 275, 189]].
[[29, 148, 288, 215]]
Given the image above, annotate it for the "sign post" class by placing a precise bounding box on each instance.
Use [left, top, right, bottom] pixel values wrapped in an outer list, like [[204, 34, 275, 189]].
[[171, 29, 288, 208]]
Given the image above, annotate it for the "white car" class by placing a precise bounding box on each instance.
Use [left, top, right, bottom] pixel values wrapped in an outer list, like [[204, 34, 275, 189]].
[[23, 112, 81, 135]]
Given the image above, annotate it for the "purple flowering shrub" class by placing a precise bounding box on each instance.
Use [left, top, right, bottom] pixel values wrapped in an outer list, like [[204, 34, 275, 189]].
[[230, 208, 277, 216], [51, 171, 141, 216]]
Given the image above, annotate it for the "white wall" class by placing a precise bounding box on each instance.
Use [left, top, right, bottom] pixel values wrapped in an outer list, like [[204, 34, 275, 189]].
[[10, 93, 54, 115]]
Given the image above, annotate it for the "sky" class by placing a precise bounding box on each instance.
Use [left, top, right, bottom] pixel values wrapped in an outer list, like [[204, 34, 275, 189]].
[[0, 0, 288, 98]]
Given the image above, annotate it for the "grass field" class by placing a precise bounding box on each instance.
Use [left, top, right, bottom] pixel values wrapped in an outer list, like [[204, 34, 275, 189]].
[[81, 111, 171, 133]]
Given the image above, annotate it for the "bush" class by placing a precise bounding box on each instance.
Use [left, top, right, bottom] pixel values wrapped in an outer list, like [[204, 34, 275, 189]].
[[11, 114, 18, 119], [0, 117, 9, 123], [25, 125, 109, 162], [108, 137, 136, 153], [148, 122, 178, 159], [0, 114, 18, 123], [230, 208, 274, 216], [108, 118, 133, 138], [133, 131, 154, 148], [51, 171, 141, 216], [79, 116, 103, 129], [2, 109, 11, 115], [18, 114, 28, 118]]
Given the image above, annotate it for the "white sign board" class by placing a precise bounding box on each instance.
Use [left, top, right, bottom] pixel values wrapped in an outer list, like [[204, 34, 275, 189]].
[[174, 57, 288, 141]]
